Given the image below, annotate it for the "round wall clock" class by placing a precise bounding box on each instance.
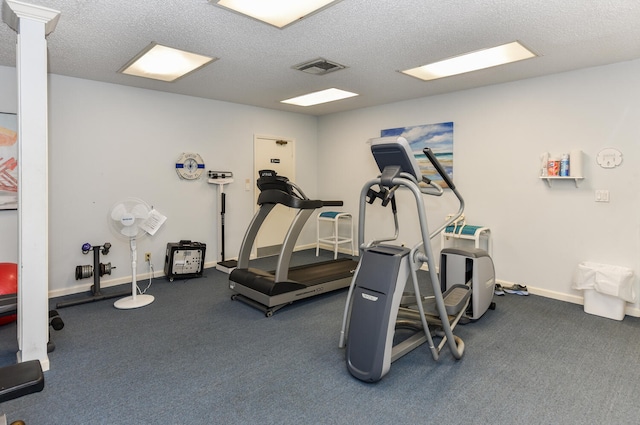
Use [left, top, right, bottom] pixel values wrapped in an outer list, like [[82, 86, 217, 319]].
[[175, 152, 205, 180]]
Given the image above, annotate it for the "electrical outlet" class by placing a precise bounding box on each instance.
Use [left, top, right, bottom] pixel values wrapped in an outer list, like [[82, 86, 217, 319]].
[[145, 252, 151, 262]]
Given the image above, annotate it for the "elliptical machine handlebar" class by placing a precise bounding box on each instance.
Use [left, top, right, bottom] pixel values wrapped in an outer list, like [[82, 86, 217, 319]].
[[418, 147, 465, 239], [423, 147, 455, 190], [419, 177, 444, 197]]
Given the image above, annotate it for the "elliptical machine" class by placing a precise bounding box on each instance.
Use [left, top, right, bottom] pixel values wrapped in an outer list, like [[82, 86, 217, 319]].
[[339, 136, 495, 382]]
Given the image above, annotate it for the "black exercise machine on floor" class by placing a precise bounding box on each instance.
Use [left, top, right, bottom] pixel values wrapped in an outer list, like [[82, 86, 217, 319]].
[[56, 242, 128, 309], [229, 170, 358, 316], [0, 359, 44, 425], [0, 294, 64, 353], [1, 295, 57, 425]]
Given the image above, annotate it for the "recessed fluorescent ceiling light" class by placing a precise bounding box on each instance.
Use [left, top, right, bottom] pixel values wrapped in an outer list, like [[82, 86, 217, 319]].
[[281, 88, 358, 107], [212, 0, 341, 28], [402, 41, 536, 81], [119, 43, 216, 82]]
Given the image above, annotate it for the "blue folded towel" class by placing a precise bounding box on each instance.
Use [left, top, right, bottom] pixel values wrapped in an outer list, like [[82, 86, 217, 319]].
[[444, 224, 485, 236]]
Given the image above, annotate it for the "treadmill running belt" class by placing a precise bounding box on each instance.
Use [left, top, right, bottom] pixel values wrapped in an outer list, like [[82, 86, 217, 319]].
[[285, 258, 356, 287]]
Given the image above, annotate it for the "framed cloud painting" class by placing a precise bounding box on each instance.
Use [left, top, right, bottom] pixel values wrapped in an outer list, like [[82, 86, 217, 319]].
[[381, 122, 454, 188], [0, 112, 18, 210]]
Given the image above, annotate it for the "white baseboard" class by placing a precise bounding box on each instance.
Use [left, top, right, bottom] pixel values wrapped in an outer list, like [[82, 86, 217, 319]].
[[52, 248, 640, 319], [50, 244, 350, 298], [496, 278, 640, 318], [48, 267, 166, 299], [307, 242, 356, 256]]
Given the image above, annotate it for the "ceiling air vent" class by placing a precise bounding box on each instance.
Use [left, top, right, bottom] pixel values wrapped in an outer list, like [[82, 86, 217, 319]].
[[293, 58, 347, 75]]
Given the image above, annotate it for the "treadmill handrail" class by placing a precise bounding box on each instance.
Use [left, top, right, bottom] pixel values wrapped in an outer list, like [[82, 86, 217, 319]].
[[322, 200, 344, 207], [257, 189, 324, 209]]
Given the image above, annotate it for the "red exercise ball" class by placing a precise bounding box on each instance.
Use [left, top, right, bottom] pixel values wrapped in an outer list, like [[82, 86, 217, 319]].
[[0, 262, 18, 325]]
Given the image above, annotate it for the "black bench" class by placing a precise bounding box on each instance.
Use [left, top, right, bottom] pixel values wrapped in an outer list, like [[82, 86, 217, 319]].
[[1, 293, 51, 424], [0, 360, 44, 403], [0, 360, 44, 425]]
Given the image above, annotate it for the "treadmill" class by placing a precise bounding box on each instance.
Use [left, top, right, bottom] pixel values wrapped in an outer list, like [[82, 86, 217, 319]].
[[229, 170, 358, 316]]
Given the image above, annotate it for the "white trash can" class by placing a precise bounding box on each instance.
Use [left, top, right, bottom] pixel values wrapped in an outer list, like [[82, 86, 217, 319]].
[[572, 262, 635, 321]]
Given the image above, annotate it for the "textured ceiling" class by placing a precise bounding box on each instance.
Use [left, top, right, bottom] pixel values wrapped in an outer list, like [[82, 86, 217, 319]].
[[1, 0, 640, 116]]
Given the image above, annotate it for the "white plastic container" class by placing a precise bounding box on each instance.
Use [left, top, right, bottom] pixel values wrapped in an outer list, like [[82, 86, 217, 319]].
[[573, 261, 635, 321], [583, 288, 626, 321]]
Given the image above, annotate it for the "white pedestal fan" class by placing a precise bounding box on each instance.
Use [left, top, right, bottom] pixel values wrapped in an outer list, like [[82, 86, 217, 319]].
[[108, 198, 165, 309]]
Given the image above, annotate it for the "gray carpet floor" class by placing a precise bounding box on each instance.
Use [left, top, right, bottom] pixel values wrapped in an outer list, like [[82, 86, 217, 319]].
[[2, 250, 640, 424]]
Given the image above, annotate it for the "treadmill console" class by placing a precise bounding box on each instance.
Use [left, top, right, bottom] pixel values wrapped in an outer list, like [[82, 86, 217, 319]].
[[257, 169, 292, 194]]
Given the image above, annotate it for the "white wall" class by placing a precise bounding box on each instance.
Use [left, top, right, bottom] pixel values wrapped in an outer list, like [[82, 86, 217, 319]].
[[3, 58, 640, 311], [318, 58, 640, 313], [0, 66, 319, 296]]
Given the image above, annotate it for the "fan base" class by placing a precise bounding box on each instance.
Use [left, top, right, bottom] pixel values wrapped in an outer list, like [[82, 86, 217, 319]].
[[114, 294, 154, 309]]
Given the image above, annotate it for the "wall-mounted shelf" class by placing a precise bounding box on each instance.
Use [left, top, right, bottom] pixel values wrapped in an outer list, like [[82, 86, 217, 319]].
[[540, 150, 584, 187], [540, 176, 584, 187]]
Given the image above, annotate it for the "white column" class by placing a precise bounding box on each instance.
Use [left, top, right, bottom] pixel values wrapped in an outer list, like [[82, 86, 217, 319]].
[[2, 0, 60, 371]]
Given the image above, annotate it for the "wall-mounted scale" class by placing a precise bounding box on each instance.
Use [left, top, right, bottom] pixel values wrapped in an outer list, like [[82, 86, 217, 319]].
[[208, 170, 236, 273], [174, 153, 236, 273]]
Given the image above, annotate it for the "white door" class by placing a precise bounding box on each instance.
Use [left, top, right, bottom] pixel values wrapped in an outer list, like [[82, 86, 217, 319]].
[[254, 136, 295, 257]]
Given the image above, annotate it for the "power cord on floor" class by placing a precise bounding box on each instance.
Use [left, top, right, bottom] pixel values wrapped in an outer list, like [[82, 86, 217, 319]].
[[137, 262, 154, 295]]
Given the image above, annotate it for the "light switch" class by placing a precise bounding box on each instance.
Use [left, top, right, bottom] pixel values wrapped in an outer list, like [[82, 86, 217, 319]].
[[595, 190, 610, 202]]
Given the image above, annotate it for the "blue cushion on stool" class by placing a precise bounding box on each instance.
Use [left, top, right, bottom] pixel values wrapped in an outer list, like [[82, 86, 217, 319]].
[[319, 211, 342, 219]]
